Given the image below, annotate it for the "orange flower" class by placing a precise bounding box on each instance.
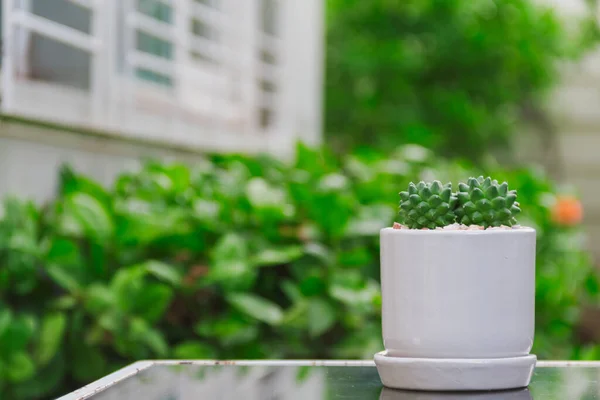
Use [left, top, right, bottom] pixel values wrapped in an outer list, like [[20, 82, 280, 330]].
[[551, 196, 583, 226]]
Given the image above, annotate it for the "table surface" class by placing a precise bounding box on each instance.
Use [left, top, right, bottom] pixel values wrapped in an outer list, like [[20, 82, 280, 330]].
[[57, 361, 600, 400]]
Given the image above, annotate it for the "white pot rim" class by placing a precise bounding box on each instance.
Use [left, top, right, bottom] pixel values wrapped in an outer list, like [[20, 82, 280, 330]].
[[381, 226, 535, 235]]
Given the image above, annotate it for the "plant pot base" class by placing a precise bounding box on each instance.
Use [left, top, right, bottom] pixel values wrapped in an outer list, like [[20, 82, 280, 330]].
[[374, 351, 536, 391], [379, 387, 532, 399]]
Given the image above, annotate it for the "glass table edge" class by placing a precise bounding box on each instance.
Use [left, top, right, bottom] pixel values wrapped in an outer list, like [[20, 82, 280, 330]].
[[55, 360, 600, 400]]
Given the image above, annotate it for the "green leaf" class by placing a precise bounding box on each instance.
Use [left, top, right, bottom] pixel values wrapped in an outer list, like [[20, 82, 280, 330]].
[[144, 328, 169, 357], [12, 354, 66, 399], [59, 165, 111, 206], [329, 276, 381, 310], [344, 204, 394, 237], [6, 352, 35, 382], [0, 309, 12, 337], [143, 260, 182, 286], [281, 301, 309, 328], [193, 199, 221, 221], [246, 178, 286, 208], [125, 317, 168, 357], [51, 295, 77, 310], [338, 246, 372, 268], [133, 283, 173, 323], [0, 315, 35, 354], [299, 275, 327, 297], [302, 242, 334, 266], [36, 312, 67, 366], [250, 246, 303, 267], [163, 163, 191, 193], [111, 266, 146, 312], [226, 293, 284, 325], [71, 344, 107, 382], [207, 234, 253, 288], [115, 202, 190, 245], [85, 284, 115, 315], [281, 281, 304, 302], [63, 192, 114, 240], [206, 260, 254, 288], [44, 237, 81, 266], [97, 312, 120, 333], [332, 323, 383, 359], [213, 233, 247, 261], [111, 264, 173, 322], [173, 342, 216, 359], [578, 345, 600, 361], [88, 241, 107, 279], [308, 298, 336, 337], [8, 231, 40, 256], [318, 173, 349, 192], [195, 315, 258, 346], [46, 264, 82, 294]]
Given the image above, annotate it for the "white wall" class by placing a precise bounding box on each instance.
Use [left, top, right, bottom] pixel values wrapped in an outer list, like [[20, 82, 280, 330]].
[[0, 119, 204, 202], [535, 0, 600, 259]]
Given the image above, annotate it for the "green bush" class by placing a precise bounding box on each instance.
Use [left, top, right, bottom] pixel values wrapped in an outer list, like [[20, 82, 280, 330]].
[[0, 144, 597, 399], [326, 0, 599, 159]]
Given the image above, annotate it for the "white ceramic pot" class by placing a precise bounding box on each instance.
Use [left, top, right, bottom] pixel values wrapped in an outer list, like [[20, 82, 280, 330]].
[[375, 227, 537, 391]]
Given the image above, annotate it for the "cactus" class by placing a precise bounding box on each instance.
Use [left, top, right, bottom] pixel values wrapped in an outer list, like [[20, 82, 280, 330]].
[[455, 176, 520, 227], [399, 181, 458, 229]]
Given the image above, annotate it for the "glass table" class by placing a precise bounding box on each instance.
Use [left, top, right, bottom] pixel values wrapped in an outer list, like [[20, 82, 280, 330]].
[[57, 361, 600, 399]]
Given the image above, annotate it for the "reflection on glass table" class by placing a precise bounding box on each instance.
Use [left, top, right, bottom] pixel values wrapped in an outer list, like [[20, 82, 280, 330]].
[[57, 361, 600, 400]]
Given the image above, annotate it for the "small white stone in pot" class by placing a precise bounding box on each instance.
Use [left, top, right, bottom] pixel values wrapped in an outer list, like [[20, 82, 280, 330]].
[[468, 225, 484, 230], [442, 223, 461, 230]]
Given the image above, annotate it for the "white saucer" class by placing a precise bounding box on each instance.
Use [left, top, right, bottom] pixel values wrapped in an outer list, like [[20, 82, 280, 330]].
[[374, 351, 536, 392], [379, 387, 532, 399]]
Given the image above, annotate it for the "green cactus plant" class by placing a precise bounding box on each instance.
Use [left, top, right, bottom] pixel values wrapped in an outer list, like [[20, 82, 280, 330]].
[[455, 176, 520, 228], [398, 181, 458, 229]]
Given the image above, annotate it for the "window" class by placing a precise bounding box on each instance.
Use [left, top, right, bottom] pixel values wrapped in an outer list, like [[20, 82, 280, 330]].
[[137, 0, 173, 23], [16, 0, 93, 90], [191, 18, 213, 39], [135, 68, 173, 87], [28, 33, 91, 90], [136, 31, 172, 59], [32, 0, 91, 34], [189, 3, 220, 64], [132, 0, 175, 86]]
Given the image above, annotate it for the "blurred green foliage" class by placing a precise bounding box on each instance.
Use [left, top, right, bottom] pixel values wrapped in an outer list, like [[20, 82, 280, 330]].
[[0, 144, 596, 399], [325, 0, 600, 159]]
